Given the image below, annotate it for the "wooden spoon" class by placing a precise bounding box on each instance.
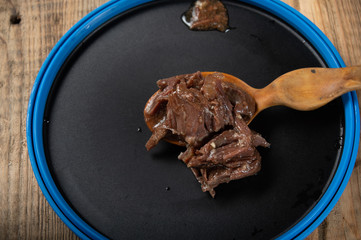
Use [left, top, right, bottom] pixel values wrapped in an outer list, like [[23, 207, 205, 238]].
[[202, 66, 361, 124], [145, 66, 361, 145]]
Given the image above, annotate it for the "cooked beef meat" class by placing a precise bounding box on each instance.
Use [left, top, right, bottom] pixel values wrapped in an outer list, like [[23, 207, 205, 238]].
[[183, 0, 229, 32], [144, 72, 269, 197]]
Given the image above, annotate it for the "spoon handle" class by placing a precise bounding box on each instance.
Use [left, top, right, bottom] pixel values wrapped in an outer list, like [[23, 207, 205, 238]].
[[254, 66, 361, 112]]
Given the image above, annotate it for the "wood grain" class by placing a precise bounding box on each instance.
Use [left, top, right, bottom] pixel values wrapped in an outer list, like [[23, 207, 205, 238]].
[[0, 1, 107, 239], [0, 0, 360, 239]]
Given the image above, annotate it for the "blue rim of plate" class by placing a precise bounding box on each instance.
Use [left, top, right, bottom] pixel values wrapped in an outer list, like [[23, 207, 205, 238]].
[[26, 0, 360, 239]]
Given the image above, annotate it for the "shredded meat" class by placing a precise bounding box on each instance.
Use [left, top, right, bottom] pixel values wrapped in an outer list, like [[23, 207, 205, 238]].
[[144, 72, 269, 197]]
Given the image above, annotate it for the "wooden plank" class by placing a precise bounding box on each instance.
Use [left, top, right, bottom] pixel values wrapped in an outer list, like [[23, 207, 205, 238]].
[[0, 0, 107, 239], [0, 0, 359, 239]]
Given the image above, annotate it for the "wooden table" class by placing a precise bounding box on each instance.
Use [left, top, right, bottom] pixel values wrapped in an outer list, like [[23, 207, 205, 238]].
[[0, 0, 360, 239]]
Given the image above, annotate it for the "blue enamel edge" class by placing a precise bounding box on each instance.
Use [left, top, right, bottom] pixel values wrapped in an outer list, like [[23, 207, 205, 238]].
[[26, 0, 360, 239], [27, 0, 153, 239], [252, 1, 359, 239]]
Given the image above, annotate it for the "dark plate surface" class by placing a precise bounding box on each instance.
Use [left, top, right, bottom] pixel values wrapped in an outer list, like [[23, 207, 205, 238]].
[[44, 1, 343, 239]]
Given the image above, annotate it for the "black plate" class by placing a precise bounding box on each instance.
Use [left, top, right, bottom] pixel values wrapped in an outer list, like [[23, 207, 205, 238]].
[[43, 1, 343, 239]]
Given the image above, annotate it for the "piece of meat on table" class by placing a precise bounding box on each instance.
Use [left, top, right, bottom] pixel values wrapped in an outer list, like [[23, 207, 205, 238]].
[[144, 72, 270, 197]]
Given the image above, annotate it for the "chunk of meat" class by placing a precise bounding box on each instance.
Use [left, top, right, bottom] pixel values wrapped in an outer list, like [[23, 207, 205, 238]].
[[183, 0, 229, 32], [144, 72, 269, 197]]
